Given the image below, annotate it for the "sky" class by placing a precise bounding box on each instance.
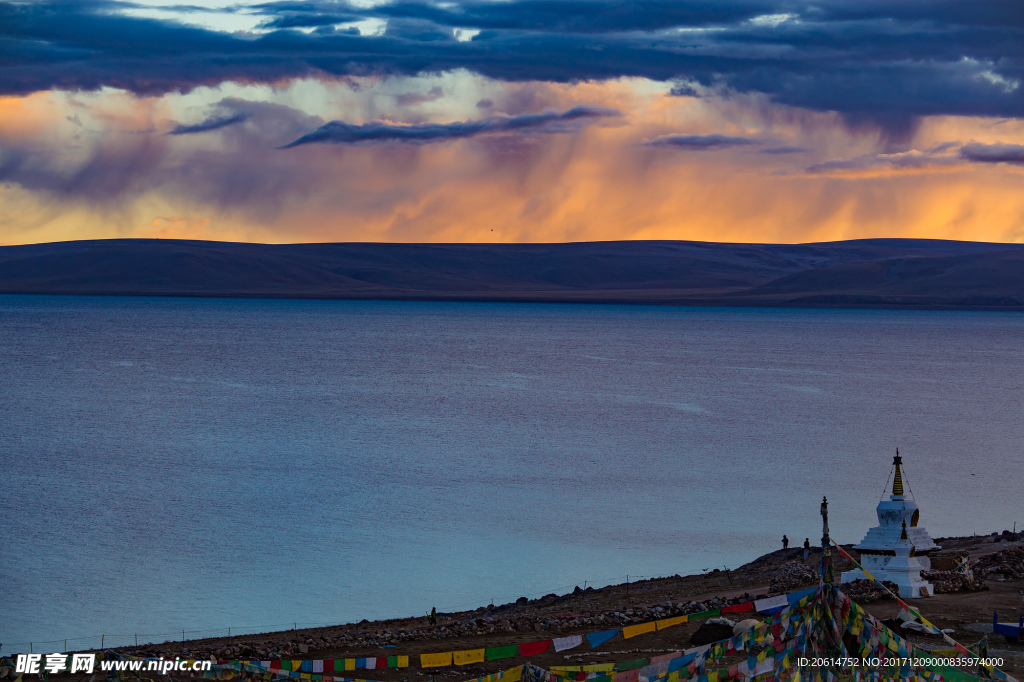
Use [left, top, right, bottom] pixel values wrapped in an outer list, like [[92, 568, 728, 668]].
[[1, 0, 1023, 245]]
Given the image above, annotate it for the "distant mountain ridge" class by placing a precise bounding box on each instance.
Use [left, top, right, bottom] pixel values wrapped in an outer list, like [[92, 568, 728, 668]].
[[1, 238, 1023, 308]]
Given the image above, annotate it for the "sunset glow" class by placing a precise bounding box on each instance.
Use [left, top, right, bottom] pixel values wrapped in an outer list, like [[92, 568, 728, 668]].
[[2, 1, 1022, 245]]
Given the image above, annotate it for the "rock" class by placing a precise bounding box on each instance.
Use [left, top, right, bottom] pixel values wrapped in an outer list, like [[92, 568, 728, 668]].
[[690, 621, 735, 646], [733, 619, 761, 635], [880, 618, 902, 633], [920, 569, 986, 593], [769, 562, 817, 594], [973, 547, 1024, 580], [840, 579, 900, 603]]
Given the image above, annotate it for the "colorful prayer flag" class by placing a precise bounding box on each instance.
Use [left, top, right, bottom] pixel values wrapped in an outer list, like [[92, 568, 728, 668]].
[[623, 623, 656, 639], [519, 640, 552, 656], [454, 650, 486, 666], [487, 646, 519, 661], [689, 609, 721, 620], [586, 630, 618, 649], [656, 616, 688, 631], [420, 652, 453, 668], [722, 603, 753, 614], [553, 636, 583, 652]]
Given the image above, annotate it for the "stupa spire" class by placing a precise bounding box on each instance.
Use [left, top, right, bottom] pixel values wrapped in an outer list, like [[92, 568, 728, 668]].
[[892, 448, 904, 496]]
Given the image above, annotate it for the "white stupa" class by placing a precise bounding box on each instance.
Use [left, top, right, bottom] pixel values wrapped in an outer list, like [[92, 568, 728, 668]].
[[885, 520, 934, 598], [841, 450, 939, 598]]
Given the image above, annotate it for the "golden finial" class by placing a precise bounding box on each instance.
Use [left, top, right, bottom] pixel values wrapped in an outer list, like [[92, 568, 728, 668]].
[[892, 448, 904, 496]]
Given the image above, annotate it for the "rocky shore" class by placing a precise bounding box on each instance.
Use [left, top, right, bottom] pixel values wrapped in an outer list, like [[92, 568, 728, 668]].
[[98, 532, 1023, 666]]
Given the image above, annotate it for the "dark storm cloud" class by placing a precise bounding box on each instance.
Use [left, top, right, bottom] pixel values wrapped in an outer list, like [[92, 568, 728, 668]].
[[259, 11, 357, 29], [286, 0, 1024, 34], [168, 112, 249, 135], [2, 0, 1023, 131], [645, 134, 760, 149], [308, 0, 778, 33], [959, 142, 1024, 164], [280, 105, 619, 147], [668, 83, 702, 98]]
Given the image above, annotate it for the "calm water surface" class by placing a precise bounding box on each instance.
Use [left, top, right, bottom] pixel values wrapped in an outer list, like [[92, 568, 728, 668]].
[[2, 296, 1023, 649]]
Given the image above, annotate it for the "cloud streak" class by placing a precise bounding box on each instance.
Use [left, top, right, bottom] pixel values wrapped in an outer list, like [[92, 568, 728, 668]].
[[645, 134, 759, 150], [394, 86, 445, 107], [804, 141, 1024, 176], [168, 112, 249, 135], [804, 149, 964, 176], [760, 145, 811, 155], [959, 142, 1024, 165], [280, 105, 620, 148]]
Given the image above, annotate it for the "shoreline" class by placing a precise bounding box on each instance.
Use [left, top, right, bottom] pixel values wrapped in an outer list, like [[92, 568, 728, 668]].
[[5, 290, 1024, 311], [36, 533, 1022, 675]]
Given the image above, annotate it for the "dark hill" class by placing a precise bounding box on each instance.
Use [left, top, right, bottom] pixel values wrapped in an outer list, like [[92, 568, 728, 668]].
[[0, 238, 1022, 308], [739, 249, 1024, 307]]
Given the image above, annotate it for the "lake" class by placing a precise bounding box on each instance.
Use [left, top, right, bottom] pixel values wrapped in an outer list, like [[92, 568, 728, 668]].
[[2, 295, 1022, 650]]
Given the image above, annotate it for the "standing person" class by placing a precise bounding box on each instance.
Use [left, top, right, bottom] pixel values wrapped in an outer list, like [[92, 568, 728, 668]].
[[430, 607, 437, 625], [782, 535, 789, 549], [803, 538, 811, 560], [977, 636, 990, 678]]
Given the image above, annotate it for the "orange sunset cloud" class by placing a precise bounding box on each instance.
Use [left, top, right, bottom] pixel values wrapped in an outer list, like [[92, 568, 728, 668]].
[[2, 78, 1023, 247]]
